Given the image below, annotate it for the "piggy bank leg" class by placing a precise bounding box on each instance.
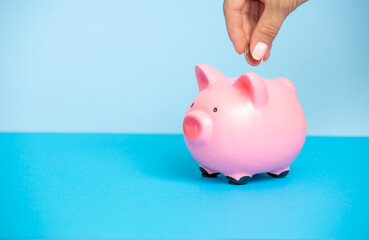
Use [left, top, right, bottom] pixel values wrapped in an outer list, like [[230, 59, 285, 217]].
[[226, 173, 252, 185], [267, 166, 290, 178], [199, 165, 220, 178]]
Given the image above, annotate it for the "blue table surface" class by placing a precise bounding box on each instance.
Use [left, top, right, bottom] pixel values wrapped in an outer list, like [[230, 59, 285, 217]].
[[0, 133, 368, 239]]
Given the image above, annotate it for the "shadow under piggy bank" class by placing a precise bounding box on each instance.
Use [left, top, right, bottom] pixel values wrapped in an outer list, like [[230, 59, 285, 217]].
[[131, 134, 280, 185]]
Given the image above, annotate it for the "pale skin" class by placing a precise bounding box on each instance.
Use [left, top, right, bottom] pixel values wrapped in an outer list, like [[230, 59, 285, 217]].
[[223, 0, 307, 66]]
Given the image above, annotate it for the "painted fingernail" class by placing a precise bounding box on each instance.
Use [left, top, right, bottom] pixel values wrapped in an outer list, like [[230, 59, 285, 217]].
[[252, 42, 268, 61]]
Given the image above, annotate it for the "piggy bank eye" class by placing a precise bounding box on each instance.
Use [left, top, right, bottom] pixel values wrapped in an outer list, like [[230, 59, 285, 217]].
[[213, 107, 217, 112], [190, 103, 194, 108]]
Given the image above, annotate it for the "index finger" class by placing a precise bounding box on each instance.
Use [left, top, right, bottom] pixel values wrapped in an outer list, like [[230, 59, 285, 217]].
[[223, 0, 249, 54]]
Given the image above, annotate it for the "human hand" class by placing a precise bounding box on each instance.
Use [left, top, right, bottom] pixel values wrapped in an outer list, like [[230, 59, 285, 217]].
[[223, 0, 307, 66]]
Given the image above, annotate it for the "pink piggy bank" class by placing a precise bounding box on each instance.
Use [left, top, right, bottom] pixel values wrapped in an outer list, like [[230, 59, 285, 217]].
[[183, 64, 306, 185]]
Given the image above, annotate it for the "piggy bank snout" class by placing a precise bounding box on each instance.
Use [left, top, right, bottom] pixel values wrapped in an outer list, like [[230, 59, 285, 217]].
[[183, 110, 212, 144]]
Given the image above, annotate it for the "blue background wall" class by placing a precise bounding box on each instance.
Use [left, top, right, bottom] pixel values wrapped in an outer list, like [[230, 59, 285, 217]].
[[0, 0, 368, 136]]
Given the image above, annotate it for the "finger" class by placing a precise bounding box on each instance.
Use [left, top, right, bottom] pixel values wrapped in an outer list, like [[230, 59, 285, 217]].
[[223, 0, 248, 54], [241, 1, 252, 44], [258, 0, 265, 19], [241, 15, 252, 44], [244, 0, 260, 66], [261, 4, 271, 63], [248, 0, 259, 29], [249, 5, 287, 61]]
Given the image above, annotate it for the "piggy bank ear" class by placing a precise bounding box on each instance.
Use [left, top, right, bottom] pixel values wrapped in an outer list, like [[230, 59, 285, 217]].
[[195, 64, 225, 92], [275, 77, 297, 95], [233, 72, 268, 108]]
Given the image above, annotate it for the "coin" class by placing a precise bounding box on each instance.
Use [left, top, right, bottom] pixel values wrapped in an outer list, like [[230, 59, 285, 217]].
[[244, 44, 261, 66]]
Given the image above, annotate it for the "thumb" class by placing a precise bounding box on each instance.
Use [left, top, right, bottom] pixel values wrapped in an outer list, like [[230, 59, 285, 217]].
[[250, 7, 287, 61]]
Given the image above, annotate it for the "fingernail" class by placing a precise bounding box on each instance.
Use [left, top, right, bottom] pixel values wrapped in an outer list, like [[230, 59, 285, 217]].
[[252, 42, 268, 61]]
